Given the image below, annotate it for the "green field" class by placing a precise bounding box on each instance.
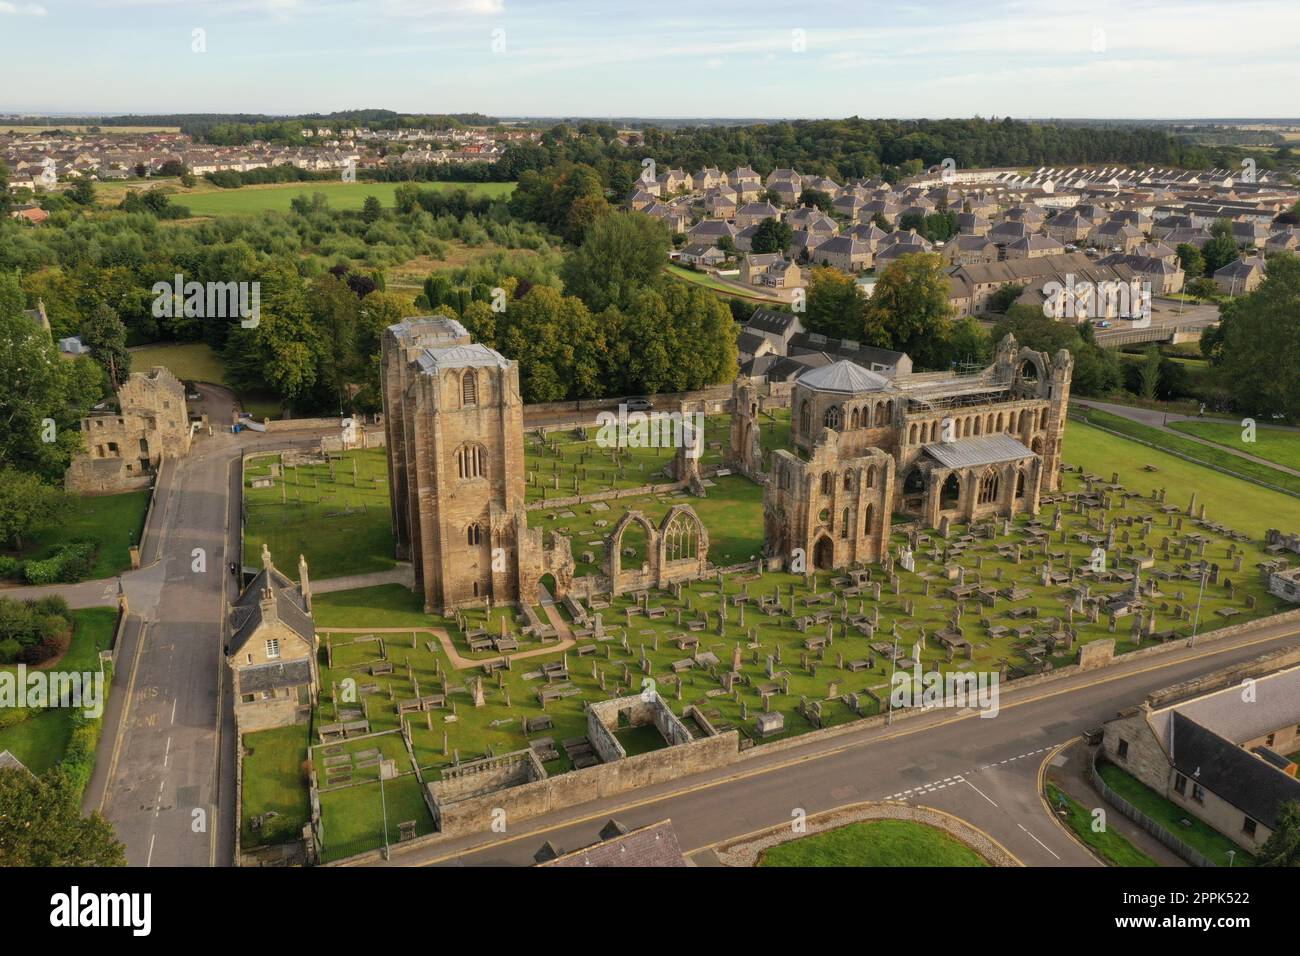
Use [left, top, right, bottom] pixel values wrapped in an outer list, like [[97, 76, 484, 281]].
[[0, 607, 117, 774], [1046, 783, 1158, 867], [1169, 420, 1300, 472], [182, 180, 514, 217], [241, 724, 311, 848], [242, 448, 395, 580], [1067, 416, 1300, 539], [1096, 763, 1255, 866], [1077, 408, 1300, 497], [665, 263, 779, 302], [758, 819, 989, 867], [12, 490, 150, 580]]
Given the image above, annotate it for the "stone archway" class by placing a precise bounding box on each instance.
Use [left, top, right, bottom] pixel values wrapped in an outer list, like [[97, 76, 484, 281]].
[[813, 535, 835, 571], [607, 511, 658, 594], [656, 504, 710, 587]]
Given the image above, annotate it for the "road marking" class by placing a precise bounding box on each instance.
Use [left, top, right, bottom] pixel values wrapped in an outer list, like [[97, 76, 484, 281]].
[[395, 623, 1296, 867], [146, 833, 155, 867], [170, 698, 177, 725], [1018, 823, 1061, 860], [963, 777, 999, 808], [164, 735, 171, 767]]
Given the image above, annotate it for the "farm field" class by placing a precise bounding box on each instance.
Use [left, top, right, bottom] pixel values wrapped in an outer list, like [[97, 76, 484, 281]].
[[181, 180, 514, 217]]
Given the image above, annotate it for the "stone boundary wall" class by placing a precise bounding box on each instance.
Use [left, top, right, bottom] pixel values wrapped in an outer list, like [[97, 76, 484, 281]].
[[429, 728, 739, 838], [318, 608, 1300, 865], [523, 385, 733, 420], [713, 801, 1019, 867], [525, 480, 687, 513]]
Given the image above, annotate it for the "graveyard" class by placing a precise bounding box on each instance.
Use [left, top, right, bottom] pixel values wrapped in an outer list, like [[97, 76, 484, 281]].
[[242, 448, 396, 579], [240, 407, 1297, 860]]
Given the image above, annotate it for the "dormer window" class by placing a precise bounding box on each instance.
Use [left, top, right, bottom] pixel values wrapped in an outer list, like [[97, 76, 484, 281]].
[[265, 638, 280, 660]]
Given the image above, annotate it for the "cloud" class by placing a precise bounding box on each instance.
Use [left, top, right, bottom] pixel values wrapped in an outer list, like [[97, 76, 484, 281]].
[[0, 2, 48, 14]]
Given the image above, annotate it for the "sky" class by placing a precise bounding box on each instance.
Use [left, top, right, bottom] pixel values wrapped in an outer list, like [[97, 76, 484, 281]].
[[1, 0, 1298, 119]]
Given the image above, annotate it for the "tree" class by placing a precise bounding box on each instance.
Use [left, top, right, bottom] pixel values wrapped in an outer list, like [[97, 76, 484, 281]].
[[0, 768, 126, 866], [1258, 801, 1300, 867], [798, 189, 834, 213], [80, 302, 131, 389], [559, 212, 668, 314], [68, 178, 96, 207], [1137, 344, 1162, 400], [1175, 242, 1205, 278], [361, 195, 382, 224], [0, 468, 64, 549], [0, 159, 11, 216], [804, 266, 864, 340], [1212, 252, 1300, 420], [750, 217, 793, 255], [1202, 219, 1240, 277], [862, 253, 953, 368]]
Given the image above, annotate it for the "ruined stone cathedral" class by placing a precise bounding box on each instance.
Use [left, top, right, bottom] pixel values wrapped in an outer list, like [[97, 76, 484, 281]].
[[380, 317, 572, 613], [757, 334, 1073, 571]]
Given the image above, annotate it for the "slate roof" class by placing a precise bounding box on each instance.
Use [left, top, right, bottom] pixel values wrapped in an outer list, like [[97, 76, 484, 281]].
[[923, 434, 1036, 469], [538, 819, 688, 867], [746, 307, 800, 337], [1162, 666, 1300, 747], [1169, 713, 1300, 830], [239, 658, 314, 693], [0, 750, 32, 776], [228, 563, 314, 656], [796, 359, 891, 394]]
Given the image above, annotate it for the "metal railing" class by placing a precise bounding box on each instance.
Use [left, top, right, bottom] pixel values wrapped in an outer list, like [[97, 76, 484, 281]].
[[1089, 752, 1217, 867]]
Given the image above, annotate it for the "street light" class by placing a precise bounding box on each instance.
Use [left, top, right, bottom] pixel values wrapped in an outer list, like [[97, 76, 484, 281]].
[[1189, 563, 1209, 647], [379, 772, 390, 860]]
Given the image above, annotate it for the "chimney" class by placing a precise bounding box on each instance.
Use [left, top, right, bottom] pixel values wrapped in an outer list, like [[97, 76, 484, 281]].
[[298, 553, 312, 613], [260, 586, 278, 624]]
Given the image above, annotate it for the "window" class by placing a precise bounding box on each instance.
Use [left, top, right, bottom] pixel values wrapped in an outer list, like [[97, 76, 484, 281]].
[[461, 370, 478, 407], [1173, 773, 1187, 796], [840, 508, 849, 539], [799, 401, 810, 434], [467, 523, 482, 546], [1242, 817, 1257, 838], [1116, 739, 1129, 760], [821, 472, 833, 495], [1265, 733, 1275, 747], [824, 405, 842, 429], [1191, 783, 1205, 804], [265, 638, 280, 660], [456, 444, 487, 480]]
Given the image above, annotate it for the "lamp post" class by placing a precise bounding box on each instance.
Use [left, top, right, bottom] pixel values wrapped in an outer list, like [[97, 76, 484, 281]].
[[1189, 563, 1209, 647], [379, 772, 390, 860], [886, 630, 900, 726]]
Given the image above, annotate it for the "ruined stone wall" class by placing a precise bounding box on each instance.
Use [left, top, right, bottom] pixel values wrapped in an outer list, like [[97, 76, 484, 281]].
[[428, 729, 739, 837]]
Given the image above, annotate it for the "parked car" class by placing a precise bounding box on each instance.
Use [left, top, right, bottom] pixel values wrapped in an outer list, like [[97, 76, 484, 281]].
[[624, 397, 654, 412]]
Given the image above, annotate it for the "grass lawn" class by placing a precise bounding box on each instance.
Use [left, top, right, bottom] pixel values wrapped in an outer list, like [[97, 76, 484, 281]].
[[11, 490, 150, 579], [1169, 420, 1300, 472], [317, 775, 434, 862], [1096, 763, 1255, 867], [1077, 408, 1300, 497], [241, 724, 311, 847], [1045, 783, 1158, 867], [758, 819, 989, 867], [664, 263, 780, 302], [182, 180, 514, 217], [242, 448, 395, 580], [523, 414, 733, 503], [1066, 417, 1300, 540], [0, 607, 117, 774]]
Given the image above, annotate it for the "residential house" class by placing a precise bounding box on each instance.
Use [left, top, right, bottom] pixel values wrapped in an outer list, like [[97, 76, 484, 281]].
[[686, 219, 737, 249], [1005, 234, 1066, 260], [1100, 664, 1300, 854], [944, 234, 999, 265], [728, 166, 761, 189], [811, 235, 874, 273], [957, 212, 991, 236], [226, 547, 318, 733], [735, 201, 782, 230], [1044, 211, 1092, 246], [1214, 256, 1267, 295], [680, 243, 728, 268]]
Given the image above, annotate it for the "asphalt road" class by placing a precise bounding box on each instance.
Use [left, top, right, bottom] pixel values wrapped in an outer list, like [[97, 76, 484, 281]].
[[374, 615, 1298, 868], [82, 385, 336, 866]]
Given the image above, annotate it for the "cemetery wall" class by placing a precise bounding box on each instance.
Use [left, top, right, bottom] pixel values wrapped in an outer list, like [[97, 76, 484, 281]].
[[1146, 643, 1300, 708], [235, 697, 303, 735], [1076, 638, 1115, 670], [261, 416, 346, 433], [525, 479, 686, 513], [522, 384, 733, 421], [429, 729, 739, 837]]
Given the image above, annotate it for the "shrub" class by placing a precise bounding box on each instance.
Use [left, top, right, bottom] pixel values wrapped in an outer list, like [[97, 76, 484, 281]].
[[0, 555, 20, 578], [0, 637, 22, 664]]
